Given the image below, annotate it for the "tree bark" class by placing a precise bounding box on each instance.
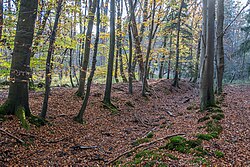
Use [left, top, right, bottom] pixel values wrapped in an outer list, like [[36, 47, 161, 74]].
[[103, 0, 115, 105], [0, 0, 38, 117], [40, 0, 63, 118], [172, 0, 184, 87], [216, 0, 224, 95], [74, 0, 100, 124], [0, 0, 3, 40], [128, 0, 145, 81], [77, 0, 97, 97], [142, 0, 156, 96], [128, 23, 133, 94], [159, 36, 167, 79], [200, 0, 216, 110]]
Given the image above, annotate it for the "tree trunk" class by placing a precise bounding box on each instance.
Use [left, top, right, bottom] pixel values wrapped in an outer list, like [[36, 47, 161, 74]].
[[172, 0, 184, 88], [0, 0, 3, 40], [200, 0, 216, 110], [142, 0, 156, 96], [128, 0, 145, 81], [69, 49, 75, 87], [200, 0, 207, 82], [74, 0, 100, 124], [159, 36, 167, 79], [103, 0, 115, 105], [131, 0, 148, 76], [216, 0, 224, 95], [192, 32, 201, 83], [40, 0, 63, 118], [77, 0, 97, 97], [167, 28, 173, 79], [0, 0, 38, 128], [128, 23, 133, 94]]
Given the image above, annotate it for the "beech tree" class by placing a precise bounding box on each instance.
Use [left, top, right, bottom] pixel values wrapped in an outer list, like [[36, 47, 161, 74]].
[[200, 0, 216, 110], [40, 0, 64, 119], [74, 0, 100, 124], [216, 0, 225, 94], [77, 0, 97, 97], [0, 0, 38, 127], [103, 0, 115, 106]]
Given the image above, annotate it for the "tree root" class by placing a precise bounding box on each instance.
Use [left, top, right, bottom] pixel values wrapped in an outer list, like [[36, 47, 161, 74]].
[[102, 101, 119, 114]]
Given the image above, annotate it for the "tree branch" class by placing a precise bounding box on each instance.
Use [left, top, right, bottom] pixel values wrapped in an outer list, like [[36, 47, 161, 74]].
[[106, 133, 185, 165]]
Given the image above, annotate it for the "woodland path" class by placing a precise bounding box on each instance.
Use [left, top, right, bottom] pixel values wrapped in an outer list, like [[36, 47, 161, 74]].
[[0, 80, 250, 166]]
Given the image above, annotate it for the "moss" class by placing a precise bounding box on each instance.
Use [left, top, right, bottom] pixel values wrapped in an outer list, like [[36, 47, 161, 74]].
[[206, 120, 223, 135], [15, 107, 30, 130], [163, 136, 199, 153], [214, 150, 224, 158], [207, 106, 223, 113], [187, 106, 193, 110], [73, 116, 85, 124], [196, 134, 214, 141], [186, 139, 202, 148], [0, 101, 10, 115], [211, 113, 225, 120], [102, 102, 119, 114], [146, 132, 154, 138], [132, 138, 150, 146], [193, 146, 209, 156], [191, 157, 210, 166], [125, 101, 134, 108], [198, 115, 210, 123], [29, 115, 47, 127], [166, 153, 178, 160]]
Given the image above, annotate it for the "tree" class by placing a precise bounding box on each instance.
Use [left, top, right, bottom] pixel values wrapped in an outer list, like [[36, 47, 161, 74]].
[[142, 0, 156, 96], [40, 0, 64, 119], [103, 0, 115, 106], [216, 0, 225, 94], [76, 0, 97, 97], [172, 0, 185, 88], [74, 0, 100, 124], [0, 0, 38, 127], [0, 0, 3, 40], [200, 0, 216, 110]]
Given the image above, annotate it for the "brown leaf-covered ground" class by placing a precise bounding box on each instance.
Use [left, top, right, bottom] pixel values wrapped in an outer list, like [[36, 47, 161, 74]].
[[0, 79, 249, 166]]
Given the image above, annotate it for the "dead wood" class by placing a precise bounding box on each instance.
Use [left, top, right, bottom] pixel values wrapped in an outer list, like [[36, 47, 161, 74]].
[[0, 128, 25, 144], [106, 133, 185, 165]]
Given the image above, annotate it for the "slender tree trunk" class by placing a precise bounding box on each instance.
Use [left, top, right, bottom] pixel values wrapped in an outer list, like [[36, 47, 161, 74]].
[[118, 0, 127, 82], [0, 0, 38, 126], [74, 0, 100, 124], [193, 32, 201, 83], [128, 23, 133, 94], [167, 28, 173, 79], [40, 0, 63, 118], [173, 0, 184, 87], [103, 0, 115, 105], [69, 49, 75, 87], [159, 36, 167, 79], [128, 0, 145, 81], [114, 49, 119, 83], [0, 0, 3, 40], [77, 0, 97, 97], [216, 0, 224, 94], [200, 0, 207, 82], [131, 0, 148, 76], [200, 0, 216, 110], [142, 0, 156, 96]]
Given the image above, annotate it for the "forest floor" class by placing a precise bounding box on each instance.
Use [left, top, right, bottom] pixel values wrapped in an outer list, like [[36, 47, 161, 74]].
[[0, 79, 250, 166]]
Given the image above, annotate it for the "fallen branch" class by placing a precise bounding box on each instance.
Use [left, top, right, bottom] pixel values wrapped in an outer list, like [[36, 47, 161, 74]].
[[106, 133, 185, 165], [0, 129, 25, 144], [70, 145, 98, 150]]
